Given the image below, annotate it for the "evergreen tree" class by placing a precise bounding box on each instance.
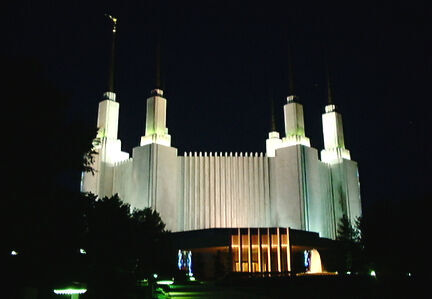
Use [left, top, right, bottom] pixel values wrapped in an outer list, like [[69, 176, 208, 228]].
[[82, 194, 171, 298], [336, 215, 364, 273]]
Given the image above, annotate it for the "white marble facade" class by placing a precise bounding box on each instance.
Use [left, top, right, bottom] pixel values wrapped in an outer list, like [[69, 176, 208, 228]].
[[82, 89, 362, 239]]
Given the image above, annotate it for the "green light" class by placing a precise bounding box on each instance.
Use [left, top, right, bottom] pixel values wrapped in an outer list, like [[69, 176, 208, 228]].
[[153, 273, 158, 279], [79, 248, 86, 255], [53, 288, 87, 295], [189, 276, 196, 281], [156, 280, 174, 285], [11, 250, 18, 256], [370, 270, 376, 277]]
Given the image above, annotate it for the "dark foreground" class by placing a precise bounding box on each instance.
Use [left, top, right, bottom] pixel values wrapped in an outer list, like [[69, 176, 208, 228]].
[[12, 273, 423, 298], [151, 274, 421, 299]]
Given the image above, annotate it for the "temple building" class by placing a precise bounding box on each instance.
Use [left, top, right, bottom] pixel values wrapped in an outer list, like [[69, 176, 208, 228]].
[[81, 18, 362, 275], [81, 86, 361, 241]]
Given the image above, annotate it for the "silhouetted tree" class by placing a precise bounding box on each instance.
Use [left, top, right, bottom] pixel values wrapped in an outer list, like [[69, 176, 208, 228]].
[[82, 194, 135, 298], [337, 215, 359, 243], [3, 56, 97, 296], [131, 208, 169, 279], [82, 193, 172, 298], [336, 215, 364, 273]]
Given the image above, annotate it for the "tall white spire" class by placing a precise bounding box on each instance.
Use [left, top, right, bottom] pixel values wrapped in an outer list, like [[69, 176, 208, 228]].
[[281, 96, 310, 147], [96, 93, 118, 141], [321, 104, 351, 163], [266, 95, 282, 157], [140, 89, 171, 147], [320, 64, 350, 163], [80, 14, 129, 196]]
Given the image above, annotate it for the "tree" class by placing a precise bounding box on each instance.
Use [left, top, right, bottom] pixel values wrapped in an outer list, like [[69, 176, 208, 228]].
[[337, 215, 359, 243], [336, 215, 364, 273], [82, 194, 171, 298], [131, 208, 171, 279], [3, 56, 97, 295], [81, 194, 133, 298]]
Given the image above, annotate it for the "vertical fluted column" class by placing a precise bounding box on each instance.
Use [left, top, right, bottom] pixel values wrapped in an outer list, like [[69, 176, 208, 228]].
[[204, 153, 210, 228], [263, 157, 270, 226], [199, 153, 204, 228], [215, 153, 221, 227], [253, 153, 259, 226], [183, 154, 189, 230], [193, 153, 199, 229], [258, 155, 265, 225], [238, 153, 244, 226], [226, 153, 232, 227], [220, 153, 226, 227], [209, 153, 215, 227], [233, 153, 239, 227]]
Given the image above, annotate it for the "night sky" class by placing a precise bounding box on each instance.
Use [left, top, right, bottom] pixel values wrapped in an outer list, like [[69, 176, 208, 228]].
[[4, 1, 431, 213]]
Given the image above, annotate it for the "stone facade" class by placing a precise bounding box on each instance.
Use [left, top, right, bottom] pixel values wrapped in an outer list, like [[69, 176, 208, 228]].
[[82, 89, 362, 239]]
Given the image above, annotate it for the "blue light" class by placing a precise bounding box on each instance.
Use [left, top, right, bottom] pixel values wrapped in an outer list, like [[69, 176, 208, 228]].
[[177, 250, 182, 270], [187, 251, 193, 276], [304, 250, 310, 269]]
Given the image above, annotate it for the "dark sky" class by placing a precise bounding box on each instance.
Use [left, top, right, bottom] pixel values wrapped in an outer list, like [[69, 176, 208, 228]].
[[4, 1, 431, 212]]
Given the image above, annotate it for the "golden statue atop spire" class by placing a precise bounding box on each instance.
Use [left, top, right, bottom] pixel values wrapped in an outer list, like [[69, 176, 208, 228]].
[[104, 14, 118, 94], [105, 14, 118, 33]]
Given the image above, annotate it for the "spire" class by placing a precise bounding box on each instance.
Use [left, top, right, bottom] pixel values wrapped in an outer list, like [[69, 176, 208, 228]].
[[321, 60, 351, 162], [287, 43, 295, 97], [152, 0, 163, 94], [269, 88, 277, 132], [150, 34, 164, 97], [281, 42, 310, 148], [155, 37, 161, 91], [325, 58, 334, 106], [105, 14, 117, 95]]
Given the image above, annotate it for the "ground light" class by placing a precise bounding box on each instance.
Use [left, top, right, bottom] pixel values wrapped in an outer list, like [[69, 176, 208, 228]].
[[53, 282, 87, 299], [156, 280, 174, 285], [53, 288, 87, 299]]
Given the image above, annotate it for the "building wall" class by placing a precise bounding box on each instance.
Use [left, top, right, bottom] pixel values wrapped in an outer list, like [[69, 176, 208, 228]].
[[269, 145, 336, 239], [329, 159, 361, 228], [180, 152, 271, 231], [86, 140, 359, 238], [111, 143, 179, 231], [82, 94, 362, 239], [302, 147, 335, 239], [270, 146, 304, 230], [112, 158, 132, 205]]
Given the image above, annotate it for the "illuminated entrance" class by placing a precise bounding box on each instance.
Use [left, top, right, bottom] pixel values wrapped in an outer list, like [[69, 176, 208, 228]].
[[231, 228, 291, 272], [172, 227, 335, 279]]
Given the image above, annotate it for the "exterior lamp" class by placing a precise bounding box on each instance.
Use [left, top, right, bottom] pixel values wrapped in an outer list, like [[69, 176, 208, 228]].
[[156, 280, 174, 285], [53, 283, 87, 299], [53, 288, 86, 299]]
